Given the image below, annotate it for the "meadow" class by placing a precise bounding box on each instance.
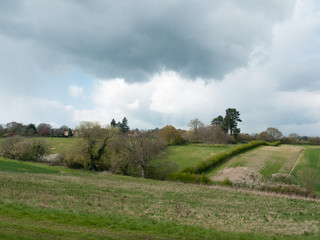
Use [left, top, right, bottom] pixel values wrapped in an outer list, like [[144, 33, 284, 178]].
[[291, 146, 320, 192], [0, 157, 320, 240], [165, 144, 234, 170]]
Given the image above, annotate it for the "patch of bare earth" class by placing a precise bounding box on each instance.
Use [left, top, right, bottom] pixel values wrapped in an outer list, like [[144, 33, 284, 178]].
[[211, 167, 262, 183]]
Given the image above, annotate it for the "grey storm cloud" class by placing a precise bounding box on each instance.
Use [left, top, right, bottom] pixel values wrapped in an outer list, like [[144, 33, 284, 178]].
[[0, 0, 295, 82]]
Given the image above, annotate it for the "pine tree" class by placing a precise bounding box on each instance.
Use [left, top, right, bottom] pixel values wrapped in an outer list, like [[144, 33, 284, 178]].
[[121, 117, 129, 133], [110, 119, 117, 127]]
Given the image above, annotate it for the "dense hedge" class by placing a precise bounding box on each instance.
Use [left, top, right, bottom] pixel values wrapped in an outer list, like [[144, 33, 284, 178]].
[[182, 140, 281, 174], [167, 172, 212, 185]]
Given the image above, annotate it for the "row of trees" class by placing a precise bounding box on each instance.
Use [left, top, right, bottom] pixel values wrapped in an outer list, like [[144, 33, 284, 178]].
[[65, 121, 168, 178], [0, 122, 73, 137]]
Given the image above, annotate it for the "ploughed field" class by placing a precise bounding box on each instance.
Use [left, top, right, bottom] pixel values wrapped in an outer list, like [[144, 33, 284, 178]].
[[0, 157, 320, 240]]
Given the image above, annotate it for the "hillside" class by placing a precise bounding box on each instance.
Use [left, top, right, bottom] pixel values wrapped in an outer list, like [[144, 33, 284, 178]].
[[0, 157, 319, 240]]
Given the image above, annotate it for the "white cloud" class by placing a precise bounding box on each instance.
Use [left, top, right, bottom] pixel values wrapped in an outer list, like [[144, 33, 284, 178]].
[[0, 94, 74, 127], [2, 0, 320, 137], [68, 85, 84, 98]]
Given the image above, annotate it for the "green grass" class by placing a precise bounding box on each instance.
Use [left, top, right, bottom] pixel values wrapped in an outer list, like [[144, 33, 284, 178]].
[[0, 157, 62, 174], [0, 157, 320, 239], [291, 147, 320, 193], [44, 137, 79, 154], [166, 144, 234, 170], [0, 137, 78, 155]]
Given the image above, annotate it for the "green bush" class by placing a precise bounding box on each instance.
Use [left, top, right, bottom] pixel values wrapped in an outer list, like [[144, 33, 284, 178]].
[[63, 139, 90, 169], [0, 136, 24, 159], [0, 137, 49, 161], [168, 172, 200, 183], [146, 159, 179, 180], [222, 177, 232, 186], [182, 140, 281, 174], [200, 173, 212, 184], [167, 172, 212, 185]]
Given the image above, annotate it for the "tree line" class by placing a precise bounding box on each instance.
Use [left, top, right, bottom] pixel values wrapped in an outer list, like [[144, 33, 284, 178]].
[[0, 122, 73, 137], [2, 108, 320, 180]]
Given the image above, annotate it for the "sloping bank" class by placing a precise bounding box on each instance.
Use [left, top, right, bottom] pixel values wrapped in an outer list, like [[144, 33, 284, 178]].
[[168, 140, 281, 184]]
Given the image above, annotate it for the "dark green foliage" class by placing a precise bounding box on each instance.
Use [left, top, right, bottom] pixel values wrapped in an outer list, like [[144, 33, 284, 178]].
[[168, 172, 201, 183], [146, 159, 179, 180], [182, 141, 281, 174], [211, 108, 242, 135], [200, 173, 212, 184], [110, 118, 117, 127], [167, 172, 212, 185], [25, 123, 37, 136], [211, 115, 224, 126]]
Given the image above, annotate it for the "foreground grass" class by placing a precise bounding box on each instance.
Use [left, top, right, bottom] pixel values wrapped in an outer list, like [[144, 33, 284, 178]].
[[0, 158, 319, 239]]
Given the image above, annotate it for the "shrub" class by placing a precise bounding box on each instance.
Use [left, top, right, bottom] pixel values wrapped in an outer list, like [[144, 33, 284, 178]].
[[200, 173, 212, 184], [158, 125, 183, 145], [222, 177, 231, 186], [146, 159, 179, 180], [167, 172, 212, 185], [168, 172, 200, 184], [63, 139, 90, 169], [0, 136, 24, 159], [40, 153, 64, 166], [0, 137, 49, 161]]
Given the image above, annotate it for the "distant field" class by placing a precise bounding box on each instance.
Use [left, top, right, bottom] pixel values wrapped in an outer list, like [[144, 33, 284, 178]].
[[0, 137, 78, 154], [44, 137, 78, 154], [166, 144, 235, 170], [207, 145, 304, 177], [0, 157, 319, 240]]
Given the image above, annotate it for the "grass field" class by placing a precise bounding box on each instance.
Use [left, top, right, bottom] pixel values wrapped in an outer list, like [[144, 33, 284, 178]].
[[207, 145, 304, 177], [166, 144, 235, 170], [291, 146, 320, 193], [0, 157, 320, 239], [0, 136, 78, 154]]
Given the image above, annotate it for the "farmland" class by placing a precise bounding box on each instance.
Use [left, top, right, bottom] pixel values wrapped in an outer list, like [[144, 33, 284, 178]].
[[1, 137, 320, 239], [165, 144, 235, 170], [0, 157, 320, 240], [208, 145, 303, 177]]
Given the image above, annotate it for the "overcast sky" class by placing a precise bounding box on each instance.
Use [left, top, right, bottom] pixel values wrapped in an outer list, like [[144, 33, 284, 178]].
[[1, 0, 320, 136]]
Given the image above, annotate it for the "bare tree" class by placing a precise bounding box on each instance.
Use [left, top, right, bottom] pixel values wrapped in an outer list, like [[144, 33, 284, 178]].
[[118, 131, 167, 178], [196, 125, 232, 144], [187, 119, 204, 132], [265, 127, 282, 142]]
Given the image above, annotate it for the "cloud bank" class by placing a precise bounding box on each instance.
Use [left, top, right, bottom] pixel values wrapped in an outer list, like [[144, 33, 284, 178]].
[[1, 0, 320, 136]]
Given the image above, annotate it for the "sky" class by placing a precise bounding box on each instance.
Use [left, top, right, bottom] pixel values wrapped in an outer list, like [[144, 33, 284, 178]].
[[1, 0, 320, 136]]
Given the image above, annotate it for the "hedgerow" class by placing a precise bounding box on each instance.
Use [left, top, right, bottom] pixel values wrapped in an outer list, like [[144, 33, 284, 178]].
[[167, 172, 212, 185]]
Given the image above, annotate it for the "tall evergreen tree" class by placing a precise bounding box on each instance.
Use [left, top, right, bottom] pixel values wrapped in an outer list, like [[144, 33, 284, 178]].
[[120, 117, 129, 133], [223, 108, 242, 135], [211, 108, 241, 135], [110, 119, 117, 127]]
